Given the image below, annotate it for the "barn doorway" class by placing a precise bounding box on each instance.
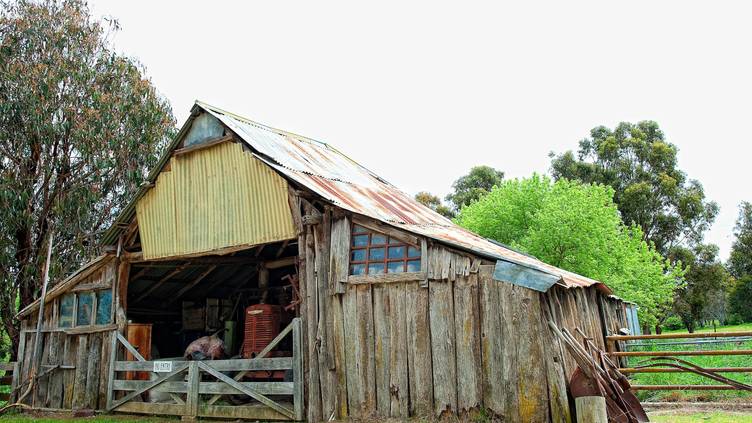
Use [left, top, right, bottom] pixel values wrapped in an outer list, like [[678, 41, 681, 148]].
[[108, 238, 303, 420]]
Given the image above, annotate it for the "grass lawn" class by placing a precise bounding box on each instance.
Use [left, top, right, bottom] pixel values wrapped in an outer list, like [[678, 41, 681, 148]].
[[628, 322, 752, 402], [648, 411, 752, 422], [661, 322, 752, 334], [0, 413, 176, 422]]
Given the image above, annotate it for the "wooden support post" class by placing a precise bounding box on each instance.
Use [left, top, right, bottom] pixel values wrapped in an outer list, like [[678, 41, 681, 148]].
[[575, 396, 607, 423], [10, 361, 20, 403], [259, 266, 269, 304], [185, 361, 200, 420], [106, 331, 118, 410], [292, 318, 304, 421]]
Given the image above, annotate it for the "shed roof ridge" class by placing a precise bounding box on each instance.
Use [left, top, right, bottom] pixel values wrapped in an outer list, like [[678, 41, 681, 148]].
[[196, 100, 398, 189], [195, 100, 330, 148]]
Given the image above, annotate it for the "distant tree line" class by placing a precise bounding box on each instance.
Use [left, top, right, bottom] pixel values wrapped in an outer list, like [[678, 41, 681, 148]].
[[418, 122, 750, 333]]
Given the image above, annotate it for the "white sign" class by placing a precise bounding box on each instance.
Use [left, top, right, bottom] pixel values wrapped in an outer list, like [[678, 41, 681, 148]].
[[153, 361, 173, 373]]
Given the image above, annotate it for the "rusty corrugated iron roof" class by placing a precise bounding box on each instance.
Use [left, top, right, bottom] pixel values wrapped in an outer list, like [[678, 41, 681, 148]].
[[197, 102, 609, 293]]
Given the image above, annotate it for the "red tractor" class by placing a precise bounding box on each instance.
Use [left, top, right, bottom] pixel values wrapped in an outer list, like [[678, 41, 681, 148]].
[[241, 303, 291, 380]]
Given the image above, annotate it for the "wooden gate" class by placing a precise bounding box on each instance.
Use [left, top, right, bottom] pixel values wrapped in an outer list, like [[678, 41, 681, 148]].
[[107, 318, 303, 420], [608, 330, 752, 392]]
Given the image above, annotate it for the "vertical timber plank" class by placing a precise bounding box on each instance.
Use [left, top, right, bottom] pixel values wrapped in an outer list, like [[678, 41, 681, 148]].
[[47, 332, 63, 408], [498, 281, 519, 421], [105, 331, 118, 410], [429, 279, 457, 416], [293, 318, 304, 421], [72, 334, 88, 409], [372, 283, 390, 416], [454, 273, 482, 414], [540, 294, 572, 423], [342, 284, 360, 417], [479, 266, 503, 415], [304, 227, 323, 422], [516, 289, 549, 422], [62, 335, 75, 408], [98, 330, 112, 409], [34, 332, 50, 407], [356, 283, 376, 417], [329, 214, 350, 418], [405, 282, 432, 417], [85, 333, 102, 408], [388, 282, 409, 418], [314, 212, 337, 420], [186, 360, 200, 418]]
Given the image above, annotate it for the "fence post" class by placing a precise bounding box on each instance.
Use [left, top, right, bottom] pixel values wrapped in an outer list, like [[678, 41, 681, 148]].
[[10, 361, 20, 403], [293, 318, 304, 421], [184, 361, 200, 421], [106, 330, 119, 411]]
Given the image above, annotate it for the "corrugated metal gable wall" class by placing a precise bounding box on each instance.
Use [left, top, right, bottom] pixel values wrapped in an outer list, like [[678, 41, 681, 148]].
[[136, 141, 297, 260]]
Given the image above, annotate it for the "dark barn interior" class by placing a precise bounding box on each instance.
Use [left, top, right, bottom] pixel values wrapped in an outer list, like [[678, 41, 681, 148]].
[[125, 239, 299, 362]]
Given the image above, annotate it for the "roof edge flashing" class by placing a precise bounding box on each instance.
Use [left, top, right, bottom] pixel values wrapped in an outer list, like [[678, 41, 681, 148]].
[[492, 259, 561, 292]]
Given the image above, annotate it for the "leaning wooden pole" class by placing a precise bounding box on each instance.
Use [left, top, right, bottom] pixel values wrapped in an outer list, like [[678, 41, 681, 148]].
[[31, 230, 55, 381], [0, 231, 54, 413]]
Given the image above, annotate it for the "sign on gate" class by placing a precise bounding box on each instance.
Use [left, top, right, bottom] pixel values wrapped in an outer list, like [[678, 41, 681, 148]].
[[153, 361, 173, 373]]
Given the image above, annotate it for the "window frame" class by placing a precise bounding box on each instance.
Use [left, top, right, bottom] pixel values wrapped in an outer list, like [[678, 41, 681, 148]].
[[57, 287, 114, 329], [349, 224, 422, 276]]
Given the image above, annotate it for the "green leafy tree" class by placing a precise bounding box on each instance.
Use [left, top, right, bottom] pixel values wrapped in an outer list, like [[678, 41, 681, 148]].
[[445, 165, 504, 211], [550, 121, 718, 254], [0, 0, 175, 358], [729, 275, 752, 322], [414, 191, 454, 219], [728, 201, 752, 279], [456, 175, 683, 328], [668, 245, 730, 332]]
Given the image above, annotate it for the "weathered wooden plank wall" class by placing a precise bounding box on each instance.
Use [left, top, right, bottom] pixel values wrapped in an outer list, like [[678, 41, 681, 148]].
[[286, 193, 630, 422], [16, 260, 119, 411]]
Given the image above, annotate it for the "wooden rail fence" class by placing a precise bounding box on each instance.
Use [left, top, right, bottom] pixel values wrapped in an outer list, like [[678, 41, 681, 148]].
[[607, 331, 752, 392], [107, 318, 303, 421], [0, 362, 18, 403]]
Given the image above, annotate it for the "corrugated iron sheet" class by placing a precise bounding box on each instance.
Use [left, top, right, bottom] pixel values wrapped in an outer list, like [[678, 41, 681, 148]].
[[198, 102, 608, 293], [136, 141, 297, 260]]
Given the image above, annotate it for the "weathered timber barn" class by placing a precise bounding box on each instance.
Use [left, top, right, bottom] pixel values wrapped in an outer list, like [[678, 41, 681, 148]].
[[14, 102, 632, 422]]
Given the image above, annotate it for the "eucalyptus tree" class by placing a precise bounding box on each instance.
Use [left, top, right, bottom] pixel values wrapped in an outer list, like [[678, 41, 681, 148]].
[[0, 0, 174, 357], [550, 121, 718, 254]]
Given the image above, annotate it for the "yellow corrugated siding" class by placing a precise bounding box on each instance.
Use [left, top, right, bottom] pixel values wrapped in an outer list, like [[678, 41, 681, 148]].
[[136, 142, 297, 260]]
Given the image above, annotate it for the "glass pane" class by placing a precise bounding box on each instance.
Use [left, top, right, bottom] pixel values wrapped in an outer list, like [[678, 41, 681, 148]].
[[387, 261, 405, 273], [407, 260, 421, 272], [408, 246, 421, 258], [369, 247, 385, 261], [352, 234, 369, 247], [388, 246, 405, 259], [76, 292, 94, 326], [59, 294, 74, 328], [353, 225, 368, 233], [350, 264, 366, 275], [371, 234, 387, 245], [368, 263, 385, 275], [388, 237, 400, 245], [351, 249, 367, 262], [96, 290, 112, 325]]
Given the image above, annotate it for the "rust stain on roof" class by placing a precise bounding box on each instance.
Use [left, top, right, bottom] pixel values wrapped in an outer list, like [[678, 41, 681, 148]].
[[198, 102, 609, 293]]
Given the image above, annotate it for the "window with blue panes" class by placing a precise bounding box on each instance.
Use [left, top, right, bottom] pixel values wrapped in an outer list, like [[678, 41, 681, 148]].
[[349, 224, 421, 275]]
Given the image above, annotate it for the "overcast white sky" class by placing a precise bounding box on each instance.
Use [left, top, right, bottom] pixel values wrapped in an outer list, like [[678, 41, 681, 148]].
[[89, 0, 751, 260]]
